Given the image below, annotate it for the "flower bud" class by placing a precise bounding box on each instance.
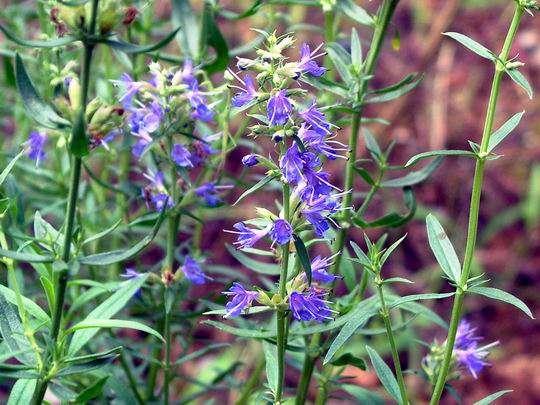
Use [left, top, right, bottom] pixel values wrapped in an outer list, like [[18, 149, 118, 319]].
[[123, 6, 138, 25], [68, 77, 81, 112]]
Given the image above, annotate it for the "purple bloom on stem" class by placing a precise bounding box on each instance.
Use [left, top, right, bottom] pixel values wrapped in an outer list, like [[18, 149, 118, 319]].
[[121, 268, 140, 279], [301, 194, 340, 235], [267, 90, 293, 126], [171, 143, 193, 167], [222, 282, 259, 318], [174, 59, 198, 87], [190, 140, 217, 166], [297, 43, 326, 77], [226, 222, 270, 250], [232, 75, 257, 108], [242, 154, 259, 167], [279, 146, 306, 184], [289, 289, 333, 322], [181, 255, 211, 285], [298, 124, 347, 160], [142, 170, 174, 211], [192, 103, 214, 122], [299, 101, 331, 135], [270, 219, 293, 245], [453, 320, 498, 379], [310, 255, 341, 283], [195, 182, 230, 207], [26, 131, 47, 166], [118, 73, 145, 108]]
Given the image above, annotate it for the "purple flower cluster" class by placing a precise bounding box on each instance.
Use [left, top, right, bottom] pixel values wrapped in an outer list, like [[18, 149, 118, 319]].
[[26, 131, 47, 166], [181, 255, 211, 285], [289, 289, 333, 323], [453, 320, 499, 378]]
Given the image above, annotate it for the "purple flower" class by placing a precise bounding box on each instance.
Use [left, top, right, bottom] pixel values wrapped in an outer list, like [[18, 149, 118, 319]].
[[26, 131, 47, 166], [190, 140, 217, 167], [191, 103, 215, 122], [173, 59, 198, 87], [117, 73, 146, 108], [171, 143, 193, 168], [297, 43, 326, 77], [242, 154, 259, 167], [232, 75, 257, 107], [299, 101, 331, 135], [267, 90, 293, 126], [289, 289, 333, 322], [311, 255, 340, 283], [298, 124, 347, 160], [195, 182, 230, 207], [301, 195, 340, 236], [270, 219, 293, 245], [279, 146, 306, 184], [142, 170, 174, 211], [129, 101, 164, 157], [226, 222, 270, 250], [453, 320, 498, 379], [121, 268, 140, 279], [186, 82, 214, 123], [181, 255, 211, 285], [222, 282, 259, 318]]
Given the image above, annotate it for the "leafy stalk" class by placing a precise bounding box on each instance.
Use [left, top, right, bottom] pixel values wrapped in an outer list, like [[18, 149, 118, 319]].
[[295, 1, 400, 402], [31, 1, 100, 402], [429, 4, 525, 403]]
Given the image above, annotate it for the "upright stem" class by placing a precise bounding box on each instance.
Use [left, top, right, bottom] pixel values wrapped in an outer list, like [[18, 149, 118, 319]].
[[32, 2, 99, 403], [295, 2, 399, 402], [429, 5, 524, 404], [276, 183, 291, 403], [376, 283, 408, 405]]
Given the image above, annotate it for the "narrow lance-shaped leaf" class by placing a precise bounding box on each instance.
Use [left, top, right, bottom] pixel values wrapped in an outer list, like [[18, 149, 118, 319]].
[[350, 28, 362, 71], [293, 234, 312, 284], [506, 68, 533, 99], [365, 345, 401, 403], [405, 150, 476, 167], [487, 111, 525, 153], [99, 27, 181, 54], [468, 286, 533, 318], [381, 157, 443, 188], [200, 2, 229, 73], [67, 319, 164, 342], [15, 54, 70, 130], [234, 174, 278, 205], [444, 32, 495, 60], [0, 24, 77, 48], [262, 340, 278, 394], [336, 0, 374, 26], [473, 390, 513, 405], [226, 244, 280, 275], [0, 149, 26, 188], [0, 290, 36, 364], [67, 274, 149, 355], [365, 74, 423, 104], [426, 214, 461, 283], [7, 379, 36, 405], [0, 248, 54, 263], [172, 0, 200, 60]]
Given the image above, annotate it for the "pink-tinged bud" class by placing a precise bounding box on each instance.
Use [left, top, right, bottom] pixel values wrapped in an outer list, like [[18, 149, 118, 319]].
[[123, 6, 139, 25]]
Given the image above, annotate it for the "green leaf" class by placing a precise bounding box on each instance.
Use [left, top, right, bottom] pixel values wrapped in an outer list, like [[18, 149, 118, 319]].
[[0, 248, 54, 263], [67, 274, 148, 355], [7, 379, 36, 405], [0, 285, 50, 324], [349, 241, 370, 268], [99, 27, 181, 54], [340, 247, 357, 291], [63, 346, 123, 364], [226, 244, 280, 275], [174, 343, 229, 365], [82, 219, 122, 246], [0, 24, 77, 48], [506, 68, 533, 99], [262, 340, 278, 394], [78, 207, 165, 266], [365, 345, 401, 402], [293, 234, 311, 284], [0, 366, 39, 379], [69, 110, 89, 157], [354, 166, 375, 186], [473, 389, 513, 405], [405, 150, 476, 167], [326, 42, 353, 85], [365, 74, 423, 104], [444, 32, 495, 60], [330, 353, 366, 370], [67, 319, 164, 341], [203, 320, 276, 338], [363, 128, 382, 161], [354, 187, 417, 229], [0, 291, 36, 364], [75, 376, 109, 403], [200, 2, 229, 73], [388, 292, 455, 310], [381, 157, 442, 188], [426, 214, 461, 283], [487, 111, 525, 153], [0, 149, 25, 188], [341, 383, 384, 405], [220, 0, 263, 19], [15, 54, 70, 130], [469, 286, 533, 318], [380, 234, 407, 266], [350, 28, 362, 71], [234, 174, 278, 205], [56, 356, 118, 377], [336, 0, 374, 26], [172, 0, 200, 60], [383, 277, 414, 284]]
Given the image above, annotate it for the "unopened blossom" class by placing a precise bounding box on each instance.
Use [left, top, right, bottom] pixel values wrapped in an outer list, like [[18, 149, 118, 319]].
[[26, 131, 47, 166], [227, 222, 270, 250], [181, 255, 211, 285], [267, 90, 293, 126], [270, 219, 293, 245], [190, 140, 217, 166], [142, 170, 173, 211], [195, 182, 231, 207], [223, 282, 260, 318], [242, 154, 259, 167], [289, 289, 333, 322]]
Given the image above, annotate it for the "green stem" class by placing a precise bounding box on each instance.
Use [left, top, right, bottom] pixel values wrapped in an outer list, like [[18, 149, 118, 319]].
[[276, 183, 291, 403], [376, 282, 408, 405], [119, 349, 145, 405], [32, 2, 100, 402], [295, 2, 399, 402], [429, 5, 524, 404]]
